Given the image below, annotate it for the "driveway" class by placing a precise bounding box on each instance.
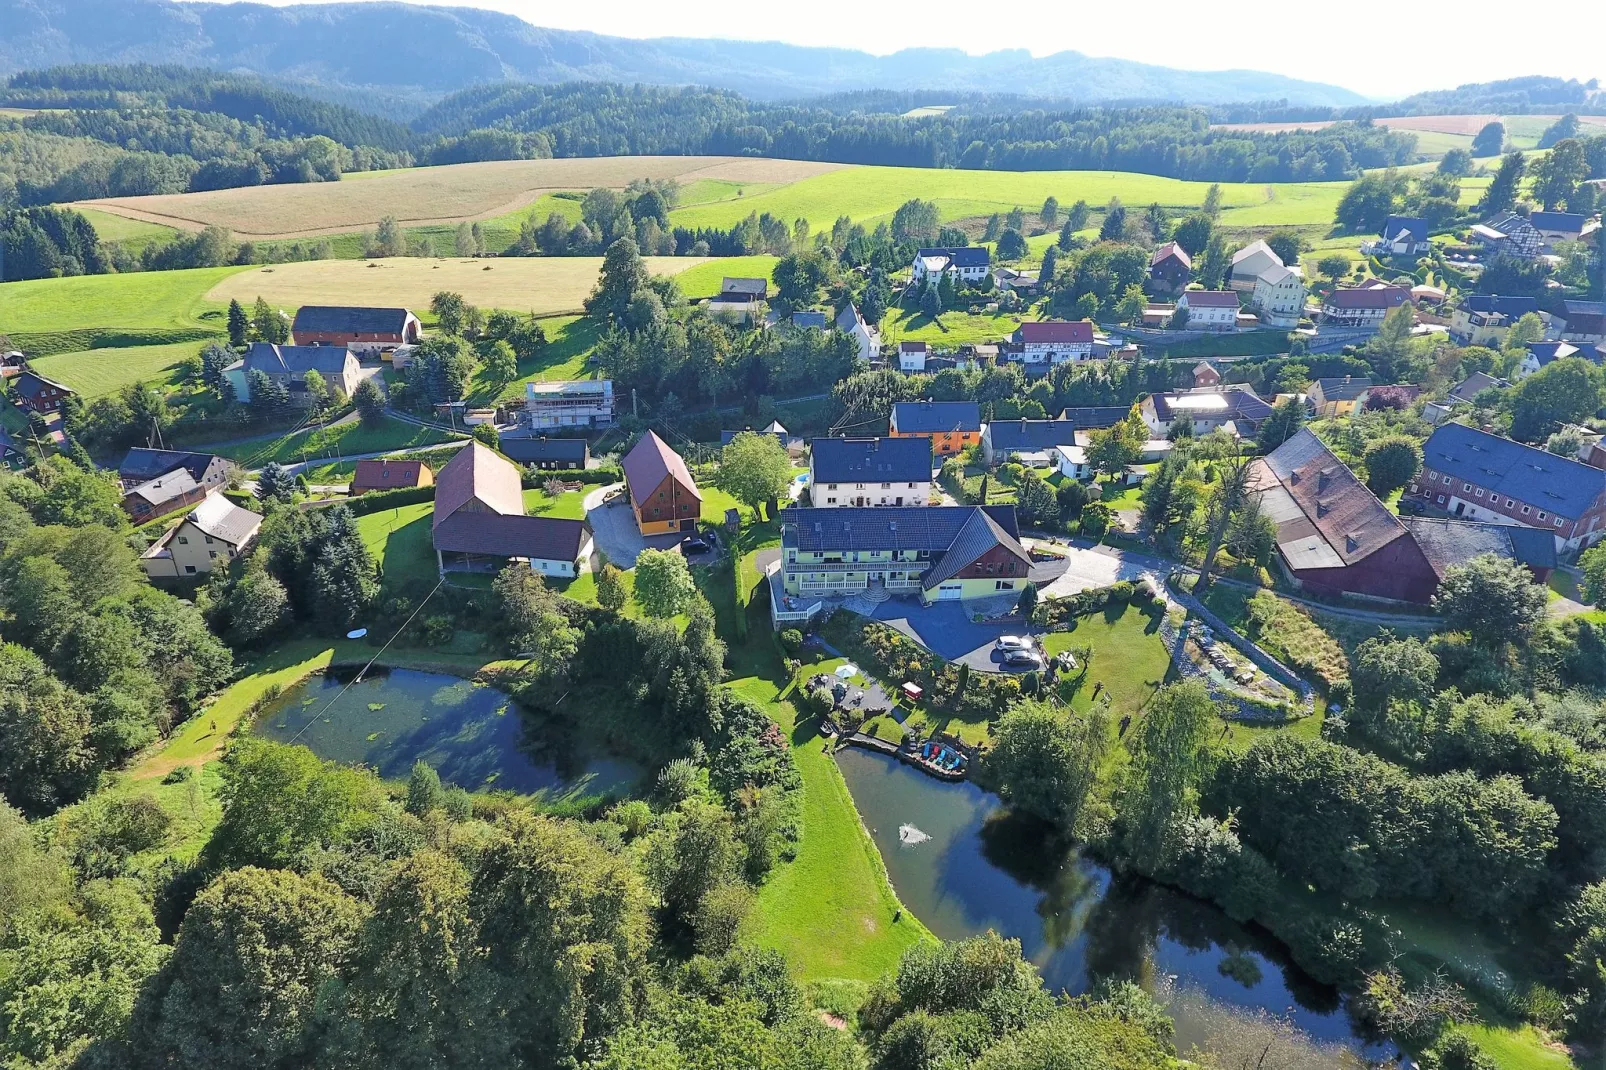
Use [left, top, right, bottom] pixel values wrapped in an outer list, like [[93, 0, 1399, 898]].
[[870, 599, 1038, 673], [1029, 539, 1167, 599], [585, 499, 681, 568]]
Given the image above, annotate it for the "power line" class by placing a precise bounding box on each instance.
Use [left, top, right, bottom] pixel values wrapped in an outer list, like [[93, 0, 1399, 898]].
[[283, 577, 445, 748]]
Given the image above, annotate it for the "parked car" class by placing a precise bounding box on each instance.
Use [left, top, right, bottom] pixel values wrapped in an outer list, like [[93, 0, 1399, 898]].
[[995, 635, 1032, 651], [1002, 649, 1044, 668], [681, 535, 711, 553]]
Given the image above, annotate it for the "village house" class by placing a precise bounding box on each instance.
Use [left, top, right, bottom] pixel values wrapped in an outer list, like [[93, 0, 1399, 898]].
[[122, 469, 209, 524], [1414, 422, 1606, 550], [708, 277, 767, 324], [1320, 284, 1411, 328], [1176, 290, 1239, 331], [623, 430, 701, 535], [432, 443, 593, 576], [1192, 360, 1221, 388], [1248, 429, 1550, 604], [992, 266, 1039, 294], [809, 436, 933, 508], [1471, 212, 1543, 260], [499, 436, 590, 469], [981, 418, 1080, 466], [789, 310, 828, 330], [351, 459, 434, 494], [1424, 371, 1508, 424], [1449, 294, 1543, 346], [1558, 300, 1606, 344], [774, 504, 1032, 608], [1148, 241, 1192, 293], [720, 422, 789, 449], [1011, 320, 1095, 366], [118, 449, 230, 523], [889, 400, 982, 456], [290, 305, 420, 354], [911, 246, 991, 288], [241, 343, 362, 403], [1141, 384, 1274, 437], [1228, 240, 1283, 292], [835, 304, 881, 363], [11, 370, 73, 414], [898, 340, 929, 372], [1365, 216, 1432, 258], [1055, 431, 1172, 482], [1518, 341, 1586, 378], [718, 277, 768, 302], [523, 379, 615, 429], [1308, 376, 1372, 417], [1250, 263, 1306, 328], [140, 493, 263, 580], [1530, 211, 1589, 253]]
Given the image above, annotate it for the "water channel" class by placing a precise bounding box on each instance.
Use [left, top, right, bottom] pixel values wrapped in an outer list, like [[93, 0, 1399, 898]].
[[255, 667, 641, 800], [835, 746, 1393, 1059]]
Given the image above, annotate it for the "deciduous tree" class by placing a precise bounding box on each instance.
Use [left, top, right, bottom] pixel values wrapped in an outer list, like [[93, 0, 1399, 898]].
[[1433, 553, 1549, 648], [721, 431, 792, 521], [633, 549, 696, 618]]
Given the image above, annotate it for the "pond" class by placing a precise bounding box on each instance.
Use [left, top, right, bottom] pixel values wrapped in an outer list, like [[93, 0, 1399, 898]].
[[836, 747, 1394, 1059], [256, 667, 641, 800]]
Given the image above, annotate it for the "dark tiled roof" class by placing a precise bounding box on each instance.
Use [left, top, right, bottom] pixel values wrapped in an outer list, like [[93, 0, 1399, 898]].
[[899, 341, 929, 353], [916, 246, 990, 268], [1400, 517, 1557, 580], [790, 311, 828, 329], [434, 442, 524, 529], [782, 504, 1020, 553], [352, 459, 430, 491], [1423, 423, 1606, 519], [1564, 300, 1606, 316], [1531, 211, 1586, 233], [433, 513, 588, 563], [1526, 341, 1582, 367], [1447, 371, 1506, 402], [1149, 385, 1273, 423], [1058, 406, 1130, 428], [922, 508, 1032, 588], [499, 437, 589, 464], [127, 468, 199, 507], [243, 342, 354, 376], [623, 430, 700, 510], [1325, 285, 1411, 310], [892, 401, 982, 433], [1150, 241, 1191, 268], [1182, 290, 1239, 308], [1382, 215, 1428, 242], [13, 370, 73, 398], [1016, 320, 1094, 343], [1462, 295, 1539, 317], [119, 447, 221, 484], [721, 277, 768, 298], [987, 418, 1080, 452], [811, 436, 933, 484], [291, 305, 412, 335], [1312, 376, 1372, 402]]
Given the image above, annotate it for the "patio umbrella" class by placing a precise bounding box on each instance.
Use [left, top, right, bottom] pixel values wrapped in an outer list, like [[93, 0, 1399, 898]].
[[835, 663, 859, 679]]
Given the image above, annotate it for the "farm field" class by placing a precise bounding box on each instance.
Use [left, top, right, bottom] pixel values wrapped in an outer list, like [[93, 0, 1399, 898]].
[[72, 156, 844, 239], [1213, 113, 1606, 155], [30, 340, 199, 397], [208, 414, 459, 467], [673, 254, 780, 299], [206, 254, 723, 315], [880, 306, 1034, 347], [0, 264, 245, 335], [76, 207, 180, 251]]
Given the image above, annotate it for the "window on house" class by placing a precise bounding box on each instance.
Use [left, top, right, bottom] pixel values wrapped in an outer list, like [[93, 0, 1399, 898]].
[[1474, 488, 1484, 498], [184, 565, 196, 574], [1437, 495, 1446, 504], [1463, 482, 1472, 492], [995, 580, 1013, 590], [1538, 512, 1547, 521], [177, 536, 188, 544], [1555, 517, 1565, 527], [1522, 506, 1531, 515]]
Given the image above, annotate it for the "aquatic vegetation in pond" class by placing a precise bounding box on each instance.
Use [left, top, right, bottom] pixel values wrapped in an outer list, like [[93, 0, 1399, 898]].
[[255, 667, 640, 801]]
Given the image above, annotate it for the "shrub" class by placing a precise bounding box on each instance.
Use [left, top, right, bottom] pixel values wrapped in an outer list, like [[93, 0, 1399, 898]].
[[779, 628, 803, 655]]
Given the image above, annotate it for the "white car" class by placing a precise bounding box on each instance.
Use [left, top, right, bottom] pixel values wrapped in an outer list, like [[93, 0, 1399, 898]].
[[995, 635, 1032, 651]]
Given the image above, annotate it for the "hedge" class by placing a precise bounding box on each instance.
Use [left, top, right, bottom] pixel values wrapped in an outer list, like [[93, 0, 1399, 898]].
[[343, 484, 437, 516], [519, 464, 621, 488], [9, 326, 223, 359]]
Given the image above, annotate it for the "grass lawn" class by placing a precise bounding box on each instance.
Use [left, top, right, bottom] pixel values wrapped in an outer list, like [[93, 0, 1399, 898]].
[[0, 265, 244, 334], [469, 316, 600, 404], [1042, 603, 1176, 718], [1097, 480, 1144, 511], [674, 255, 781, 299], [880, 305, 1035, 347], [30, 340, 200, 397], [213, 415, 460, 467]]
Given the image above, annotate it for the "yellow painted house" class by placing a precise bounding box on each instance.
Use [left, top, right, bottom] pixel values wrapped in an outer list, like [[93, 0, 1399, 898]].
[[1308, 376, 1372, 417], [775, 504, 1033, 612], [141, 492, 263, 579]]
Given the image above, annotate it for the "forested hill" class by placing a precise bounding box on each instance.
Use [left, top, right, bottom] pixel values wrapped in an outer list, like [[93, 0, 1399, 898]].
[[0, 0, 1369, 107], [1213, 75, 1606, 125]]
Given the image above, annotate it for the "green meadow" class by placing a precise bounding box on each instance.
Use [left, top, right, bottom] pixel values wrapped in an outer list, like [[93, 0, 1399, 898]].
[[0, 265, 245, 335], [30, 340, 200, 396]]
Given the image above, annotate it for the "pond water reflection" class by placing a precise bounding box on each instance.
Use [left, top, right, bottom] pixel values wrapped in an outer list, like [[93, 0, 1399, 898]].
[[836, 746, 1390, 1057]]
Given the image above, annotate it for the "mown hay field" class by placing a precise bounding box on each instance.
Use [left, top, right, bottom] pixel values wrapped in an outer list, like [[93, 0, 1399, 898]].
[[206, 254, 724, 314], [73, 156, 844, 239], [0, 265, 246, 334]]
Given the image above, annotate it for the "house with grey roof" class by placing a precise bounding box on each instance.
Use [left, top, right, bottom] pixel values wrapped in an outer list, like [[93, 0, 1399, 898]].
[[140, 492, 263, 580], [1413, 422, 1606, 550], [835, 304, 881, 363], [242, 343, 361, 404], [912, 246, 991, 288], [809, 436, 933, 507], [290, 305, 420, 354], [774, 504, 1030, 611]]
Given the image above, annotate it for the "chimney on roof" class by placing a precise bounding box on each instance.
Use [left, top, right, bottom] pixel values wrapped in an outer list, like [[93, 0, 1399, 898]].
[[1318, 467, 1334, 491]]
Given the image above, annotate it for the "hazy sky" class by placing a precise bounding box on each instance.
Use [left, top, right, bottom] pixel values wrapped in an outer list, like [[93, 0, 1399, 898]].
[[245, 0, 1606, 99]]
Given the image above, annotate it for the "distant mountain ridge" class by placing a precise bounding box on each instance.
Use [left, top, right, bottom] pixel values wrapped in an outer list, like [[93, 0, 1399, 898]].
[[0, 0, 1371, 108]]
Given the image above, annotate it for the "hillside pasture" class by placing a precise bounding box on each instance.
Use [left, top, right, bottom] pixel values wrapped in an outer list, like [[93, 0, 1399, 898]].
[[30, 340, 199, 397], [205, 254, 722, 316], [667, 164, 1354, 233], [1213, 113, 1606, 154], [673, 254, 780, 298], [0, 265, 244, 335], [72, 156, 843, 239]]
